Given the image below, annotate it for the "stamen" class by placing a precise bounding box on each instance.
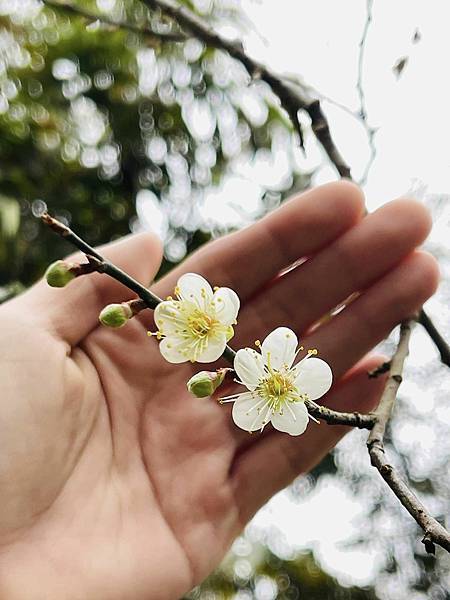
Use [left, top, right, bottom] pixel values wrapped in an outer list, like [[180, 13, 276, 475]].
[[258, 403, 272, 431], [245, 396, 268, 415], [284, 401, 297, 422], [147, 330, 164, 340], [249, 400, 270, 431], [220, 393, 241, 401]]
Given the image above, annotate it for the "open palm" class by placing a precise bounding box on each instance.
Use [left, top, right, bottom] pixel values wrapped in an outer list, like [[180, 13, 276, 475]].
[[0, 182, 438, 600]]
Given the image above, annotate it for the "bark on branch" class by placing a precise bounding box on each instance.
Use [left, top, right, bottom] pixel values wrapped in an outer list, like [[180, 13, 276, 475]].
[[367, 321, 450, 553]]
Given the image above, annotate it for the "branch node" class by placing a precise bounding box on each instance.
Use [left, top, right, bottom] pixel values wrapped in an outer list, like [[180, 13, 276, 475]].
[[368, 361, 391, 378], [422, 533, 436, 555]]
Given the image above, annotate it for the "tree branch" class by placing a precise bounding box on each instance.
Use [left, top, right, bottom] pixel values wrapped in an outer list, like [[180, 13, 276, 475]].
[[41, 0, 186, 42], [367, 321, 450, 553], [41, 213, 162, 309], [142, 0, 352, 175], [305, 400, 375, 429]]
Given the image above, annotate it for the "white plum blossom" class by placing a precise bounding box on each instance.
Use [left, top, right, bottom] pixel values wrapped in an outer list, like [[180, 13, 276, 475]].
[[222, 327, 332, 436], [153, 273, 240, 363]]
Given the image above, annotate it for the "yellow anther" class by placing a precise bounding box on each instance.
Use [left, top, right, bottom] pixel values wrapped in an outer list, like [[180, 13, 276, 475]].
[[255, 340, 261, 347], [148, 330, 164, 340], [166, 295, 173, 301], [213, 286, 220, 291]]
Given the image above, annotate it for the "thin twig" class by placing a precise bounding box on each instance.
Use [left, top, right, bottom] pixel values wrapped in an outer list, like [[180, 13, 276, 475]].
[[418, 309, 450, 368], [356, 0, 377, 185], [367, 321, 450, 553], [305, 400, 375, 429], [41, 213, 162, 309], [41, 0, 186, 42]]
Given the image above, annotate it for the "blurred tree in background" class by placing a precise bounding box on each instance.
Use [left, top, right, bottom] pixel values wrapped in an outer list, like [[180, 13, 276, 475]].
[[0, 1, 448, 599], [0, 0, 308, 292]]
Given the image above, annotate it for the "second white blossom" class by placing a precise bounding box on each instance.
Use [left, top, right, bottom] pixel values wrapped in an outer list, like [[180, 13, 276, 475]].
[[222, 327, 332, 436]]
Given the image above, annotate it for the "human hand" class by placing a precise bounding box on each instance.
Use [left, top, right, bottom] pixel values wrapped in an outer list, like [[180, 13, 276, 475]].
[[0, 182, 438, 599]]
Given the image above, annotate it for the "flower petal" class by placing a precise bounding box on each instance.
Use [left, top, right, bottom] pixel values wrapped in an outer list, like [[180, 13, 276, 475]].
[[294, 357, 333, 400], [232, 392, 271, 432], [261, 327, 298, 370], [177, 273, 213, 307], [271, 401, 309, 436], [158, 336, 191, 363], [154, 300, 185, 335], [196, 332, 227, 363], [212, 287, 240, 325], [234, 348, 266, 390]]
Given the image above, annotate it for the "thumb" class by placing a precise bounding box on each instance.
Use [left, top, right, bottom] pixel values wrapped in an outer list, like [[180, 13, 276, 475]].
[[14, 232, 163, 345]]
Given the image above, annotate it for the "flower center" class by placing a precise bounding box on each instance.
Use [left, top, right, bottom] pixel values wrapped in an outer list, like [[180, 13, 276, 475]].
[[187, 309, 215, 338], [257, 371, 298, 412]]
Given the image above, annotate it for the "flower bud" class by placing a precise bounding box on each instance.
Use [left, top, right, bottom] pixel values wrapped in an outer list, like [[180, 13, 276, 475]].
[[187, 369, 228, 398], [99, 303, 133, 328], [45, 260, 76, 288]]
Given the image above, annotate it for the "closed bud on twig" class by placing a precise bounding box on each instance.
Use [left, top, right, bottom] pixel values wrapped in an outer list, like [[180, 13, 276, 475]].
[[187, 368, 230, 398], [45, 260, 76, 288], [99, 303, 133, 328]]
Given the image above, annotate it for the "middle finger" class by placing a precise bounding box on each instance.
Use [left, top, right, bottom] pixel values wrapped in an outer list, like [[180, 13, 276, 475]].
[[232, 198, 431, 348]]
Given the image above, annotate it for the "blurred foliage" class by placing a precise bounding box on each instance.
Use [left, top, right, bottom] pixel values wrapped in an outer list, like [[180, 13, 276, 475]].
[[0, 0, 309, 289], [187, 546, 380, 600]]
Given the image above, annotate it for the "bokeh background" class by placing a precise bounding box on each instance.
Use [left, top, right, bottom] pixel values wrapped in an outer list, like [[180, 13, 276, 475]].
[[0, 1, 449, 598]]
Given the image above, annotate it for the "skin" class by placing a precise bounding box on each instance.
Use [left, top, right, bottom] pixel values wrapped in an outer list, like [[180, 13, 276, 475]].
[[0, 182, 439, 599]]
